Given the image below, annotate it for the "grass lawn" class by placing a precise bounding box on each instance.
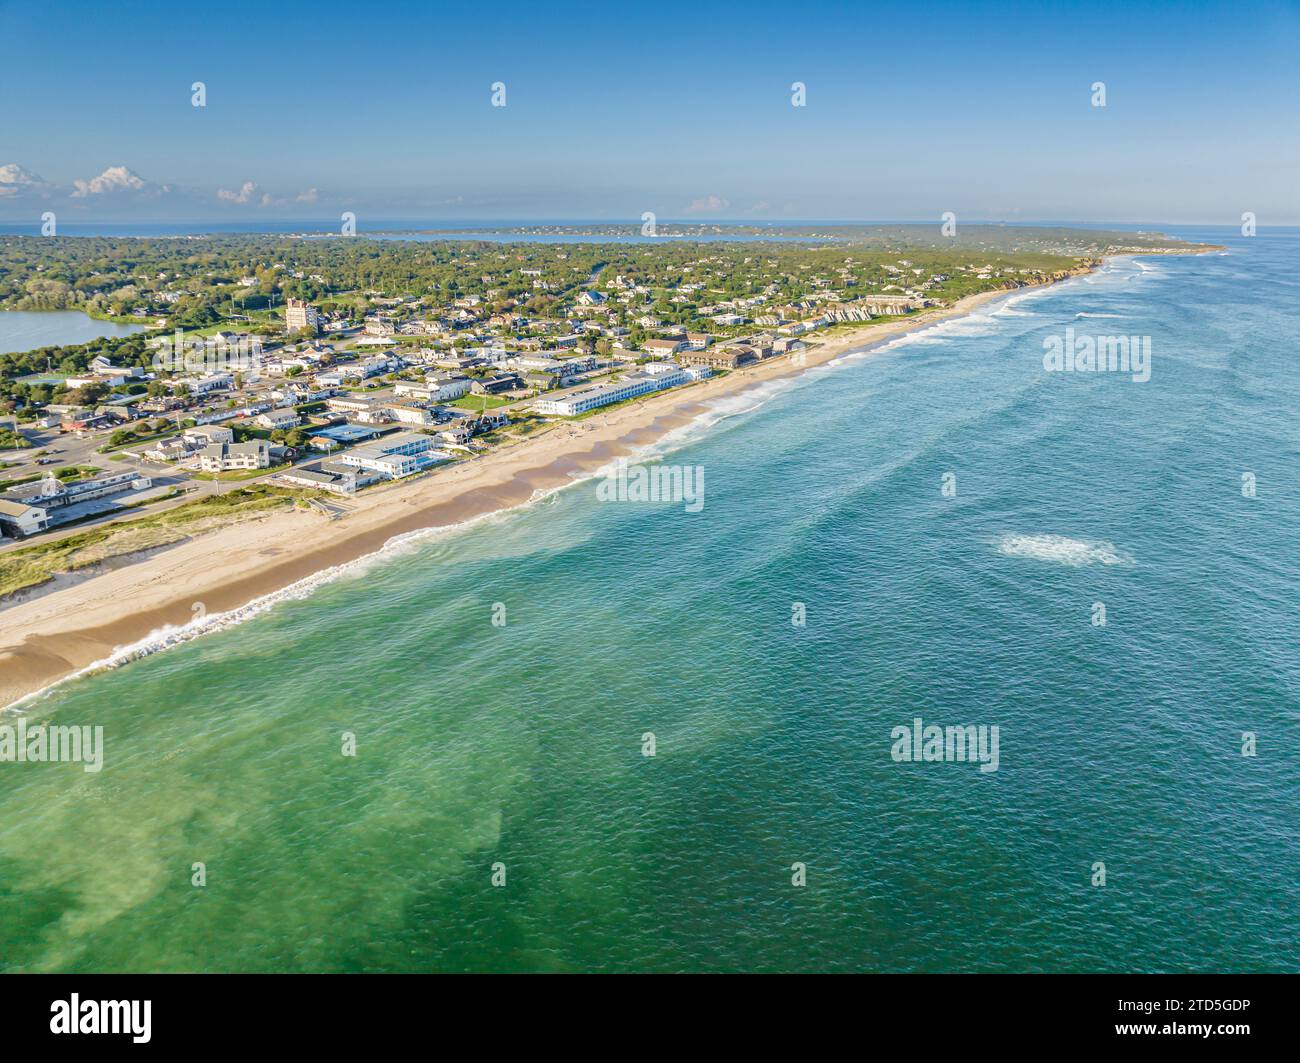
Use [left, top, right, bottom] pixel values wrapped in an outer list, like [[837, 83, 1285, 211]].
[[0, 473, 42, 493], [448, 394, 514, 410], [54, 465, 102, 482], [98, 428, 183, 453]]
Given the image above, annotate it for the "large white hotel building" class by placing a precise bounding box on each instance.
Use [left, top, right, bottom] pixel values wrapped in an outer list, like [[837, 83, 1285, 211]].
[[533, 363, 709, 417]]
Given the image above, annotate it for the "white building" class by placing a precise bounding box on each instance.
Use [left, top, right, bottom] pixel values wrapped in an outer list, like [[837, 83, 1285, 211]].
[[0, 498, 50, 537], [144, 438, 191, 462], [184, 425, 235, 446], [393, 376, 472, 403], [640, 362, 689, 388], [386, 403, 437, 426], [254, 409, 301, 430], [277, 461, 374, 496], [335, 432, 450, 479], [183, 374, 233, 395], [533, 368, 673, 417], [197, 440, 271, 472]]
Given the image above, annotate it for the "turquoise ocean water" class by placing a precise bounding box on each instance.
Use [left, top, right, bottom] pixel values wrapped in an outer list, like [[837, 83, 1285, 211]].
[[1, 228, 1296, 971]]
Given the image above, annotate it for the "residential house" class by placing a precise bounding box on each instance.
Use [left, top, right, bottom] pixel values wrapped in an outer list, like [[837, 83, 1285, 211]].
[[641, 338, 685, 358], [472, 373, 524, 396], [0, 498, 50, 538], [254, 409, 301, 430], [197, 440, 271, 472]]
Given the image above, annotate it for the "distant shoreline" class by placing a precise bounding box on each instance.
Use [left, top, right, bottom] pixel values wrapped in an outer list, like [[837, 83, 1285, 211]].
[[0, 255, 1189, 711]]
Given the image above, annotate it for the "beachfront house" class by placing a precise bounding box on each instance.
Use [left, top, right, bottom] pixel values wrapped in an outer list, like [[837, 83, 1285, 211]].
[[277, 461, 377, 496], [0, 498, 50, 538], [197, 440, 271, 473]]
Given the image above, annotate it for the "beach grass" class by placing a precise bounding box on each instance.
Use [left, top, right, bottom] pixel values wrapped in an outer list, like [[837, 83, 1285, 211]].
[[0, 485, 298, 599], [191, 461, 292, 482]]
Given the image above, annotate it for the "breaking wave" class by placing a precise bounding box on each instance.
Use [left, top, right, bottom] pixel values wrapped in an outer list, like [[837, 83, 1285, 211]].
[[2, 495, 571, 714], [995, 534, 1131, 567]]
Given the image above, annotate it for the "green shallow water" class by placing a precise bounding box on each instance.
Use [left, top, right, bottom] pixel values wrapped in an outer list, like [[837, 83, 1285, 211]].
[[1, 229, 1297, 971]]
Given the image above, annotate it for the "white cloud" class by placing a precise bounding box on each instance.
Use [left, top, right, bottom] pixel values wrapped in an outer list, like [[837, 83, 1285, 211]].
[[0, 163, 50, 198], [71, 165, 157, 198], [218, 183, 319, 207], [685, 194, 729, 214], [218, 180, 258, 204]]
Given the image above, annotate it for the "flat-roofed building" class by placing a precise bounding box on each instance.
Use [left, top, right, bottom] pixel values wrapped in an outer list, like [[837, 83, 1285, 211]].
[[532, 367, 682, 417], [277, 461, 377, 495], [307, 423, 381, 450], [5, 470, 141, 509], [386, 403, 436, 426], [183, 425, 235, 446], [471, 373, 524, 395], [335, 431, 451, 479], [678, 346, 756, 370], [325, 396, 392, 424]]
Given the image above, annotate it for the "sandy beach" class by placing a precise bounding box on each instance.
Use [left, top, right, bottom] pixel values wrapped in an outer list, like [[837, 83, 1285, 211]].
[[0, 279, 1070, 710]]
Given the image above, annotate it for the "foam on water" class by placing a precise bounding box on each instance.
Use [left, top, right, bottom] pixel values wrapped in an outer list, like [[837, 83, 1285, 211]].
[[620, 375, 806, 465], [995, 533, 1131, 567], [6, 230, 1299, 974], [2, 490, 573, 714], [0, 270, 1139, 714]]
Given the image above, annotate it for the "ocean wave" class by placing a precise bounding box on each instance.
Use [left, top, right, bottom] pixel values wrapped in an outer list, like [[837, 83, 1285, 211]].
[[625, 376, 803, 463], [2, 492, 574, 714], [995, 534, 1132, 567], [993, 288, 1053, 318], [3, 285, 1092, 710], [1075, 311, 1129, 319], [806, 284, 1054, 363], [874, 316, 997, 352], [11, 386, 809, 713]]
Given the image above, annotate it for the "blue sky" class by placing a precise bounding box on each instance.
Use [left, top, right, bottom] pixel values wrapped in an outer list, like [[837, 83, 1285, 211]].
[[1, 0, 1298, 223]]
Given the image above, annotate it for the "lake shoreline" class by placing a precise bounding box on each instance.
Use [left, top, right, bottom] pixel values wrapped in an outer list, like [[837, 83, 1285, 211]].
[[0, 308, 148, 358]]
